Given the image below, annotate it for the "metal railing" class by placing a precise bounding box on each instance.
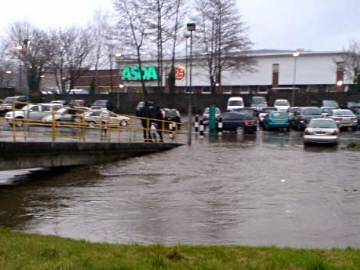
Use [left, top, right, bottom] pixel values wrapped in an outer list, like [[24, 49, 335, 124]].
[[0, 99, 185, 144]]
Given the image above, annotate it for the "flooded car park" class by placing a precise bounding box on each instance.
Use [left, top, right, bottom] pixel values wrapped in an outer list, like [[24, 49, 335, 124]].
[[0, 130, 359, 248]]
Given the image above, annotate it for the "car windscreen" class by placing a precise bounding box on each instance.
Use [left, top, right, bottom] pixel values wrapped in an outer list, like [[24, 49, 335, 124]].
[[252, 97, 266, 104], [308, 119, 337, 128], [270, 111, 288, 118], [93, 100, 107, 106], [262, 108, 276, 113], [321, 108, 333, 113], [221, 112, 245, 120], [323, 100, 338, 107], [303, 108, 321, 115], [233, 110, 255, 119], [228, 100, 243, 106], [275, 100, 289, 106], [165, 110, 178, 117], [335, 110, 355, 116]]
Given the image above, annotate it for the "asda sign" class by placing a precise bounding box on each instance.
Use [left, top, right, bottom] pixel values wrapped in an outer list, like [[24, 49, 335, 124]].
[[121, 65, 159, 81]]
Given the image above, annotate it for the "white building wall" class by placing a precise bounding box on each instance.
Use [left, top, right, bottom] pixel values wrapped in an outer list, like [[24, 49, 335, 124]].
[[174, 52, 351, 87]]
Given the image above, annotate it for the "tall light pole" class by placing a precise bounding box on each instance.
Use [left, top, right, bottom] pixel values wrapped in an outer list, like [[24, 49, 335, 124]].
[[292, 50, 300, 107], [184, 33, 190, 93], [187, 23, 196, 146], [115, 53, 122, 111]]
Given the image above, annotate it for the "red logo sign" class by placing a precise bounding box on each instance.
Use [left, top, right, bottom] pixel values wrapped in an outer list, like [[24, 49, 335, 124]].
[[175, 67, 185, 80]]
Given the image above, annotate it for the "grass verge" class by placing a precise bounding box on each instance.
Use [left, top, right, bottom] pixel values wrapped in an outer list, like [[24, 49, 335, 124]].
[[0, 228, 359, 269]]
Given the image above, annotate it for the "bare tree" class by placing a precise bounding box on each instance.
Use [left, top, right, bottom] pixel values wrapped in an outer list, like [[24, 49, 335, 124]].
[[49, 27, 93, 94], [89, 10, 112, 95], [194, 0, 254, 93], [113, 0, 151, 98], [167, 0, 185, 94], [343, 41, 360, 91], [6, 21, 53, 99]]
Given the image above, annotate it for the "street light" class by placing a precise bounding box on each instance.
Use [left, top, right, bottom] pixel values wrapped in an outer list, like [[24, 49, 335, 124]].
[[186, 23, 195, 146], [184, 33, 191, 93], [292, 50, 300, 106]]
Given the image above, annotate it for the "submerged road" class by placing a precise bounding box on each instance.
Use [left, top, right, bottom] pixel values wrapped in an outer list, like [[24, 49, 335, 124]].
[[0, 130, 359, 248]]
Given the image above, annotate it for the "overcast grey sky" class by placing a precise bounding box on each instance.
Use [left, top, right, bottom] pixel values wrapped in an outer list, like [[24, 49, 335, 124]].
[[0, 0, 358, 51]]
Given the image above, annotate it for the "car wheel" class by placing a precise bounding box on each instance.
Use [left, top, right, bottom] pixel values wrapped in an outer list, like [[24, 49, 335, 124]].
[[120, 120, 128, 127], [15, 117, 24, 127]]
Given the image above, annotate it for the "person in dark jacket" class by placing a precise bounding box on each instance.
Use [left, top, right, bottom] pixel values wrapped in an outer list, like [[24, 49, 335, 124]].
[[136, 101, 154, 142]]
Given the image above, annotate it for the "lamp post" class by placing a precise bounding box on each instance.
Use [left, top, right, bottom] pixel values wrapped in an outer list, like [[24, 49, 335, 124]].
[[187, 23, 195, 146], [292, 50, 300, 107], [184, 33, 191, 93]]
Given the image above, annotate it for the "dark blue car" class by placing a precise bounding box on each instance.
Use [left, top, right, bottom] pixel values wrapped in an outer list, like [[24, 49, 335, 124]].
[[218, 109, 257, 134]]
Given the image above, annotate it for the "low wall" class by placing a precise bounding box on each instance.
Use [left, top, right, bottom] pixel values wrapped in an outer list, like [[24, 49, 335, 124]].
[[41, 91, 360, 114], [0, 141, 181, 171]]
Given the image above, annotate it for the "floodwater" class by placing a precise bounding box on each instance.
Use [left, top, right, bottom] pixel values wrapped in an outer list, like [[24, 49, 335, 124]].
[[0, 130, 360, 249]]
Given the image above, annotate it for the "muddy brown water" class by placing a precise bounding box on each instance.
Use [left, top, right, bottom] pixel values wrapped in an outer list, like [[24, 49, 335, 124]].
[[0, 130, 360, 248]]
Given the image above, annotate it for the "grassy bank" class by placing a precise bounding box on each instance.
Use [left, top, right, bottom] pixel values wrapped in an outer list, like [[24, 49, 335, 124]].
[[0, 229, 359, 270]]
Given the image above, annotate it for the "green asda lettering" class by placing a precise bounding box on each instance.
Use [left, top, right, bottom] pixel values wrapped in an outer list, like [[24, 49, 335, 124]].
[[121, 66, 159, 81]]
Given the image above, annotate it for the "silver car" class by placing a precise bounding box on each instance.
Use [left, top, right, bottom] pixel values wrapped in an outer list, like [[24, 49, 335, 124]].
[[84, 109, 130, 127], [328, 109, 357, 131], [5, 103, 63, 126], [304, 118, 339, 145]]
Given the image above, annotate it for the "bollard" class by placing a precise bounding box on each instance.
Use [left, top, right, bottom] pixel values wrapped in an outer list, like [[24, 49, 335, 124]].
[[217, 117, 223, 136], [199, 119, 205, 138], [194, 114, 199, 133], [169, 122, 174, 140]]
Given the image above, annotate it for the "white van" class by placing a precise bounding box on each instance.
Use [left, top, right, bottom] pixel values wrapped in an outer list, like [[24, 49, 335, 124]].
[[227, 97, 244, 111]]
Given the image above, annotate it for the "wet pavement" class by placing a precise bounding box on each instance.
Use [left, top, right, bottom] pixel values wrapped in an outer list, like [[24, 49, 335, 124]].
[[0, 130, 360, 248]]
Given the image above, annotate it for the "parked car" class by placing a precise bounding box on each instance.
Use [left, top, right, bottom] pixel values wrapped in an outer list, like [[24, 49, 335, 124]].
[[41, 107, 89, 123], [321, 99, 339, 109], [263, 111, 290, 131], [258, 107, 277, 127], [226, 97, 244, 111], [274, 99, 290, 111], [354, 110, 360, 129], [0, 96, 27, 116], [91, 100, 113, 111], [321, 107, 334, 117], [69, 89, 89, 95], [5, 103, 63, 126], [250, 96, 267, 112], [289, 107, 300, 125], [292, 107, 322, 130], [328, 109, 358, 131], [346, 101, 360, 109], [69, 99, 87, 107], [162, 108, 181, 129], [84, 109, 129, 127], [50, 100, 67, 105], [218, 109, 257, 134], [202, 106, 221, 127], [304, 118, 339, 145]]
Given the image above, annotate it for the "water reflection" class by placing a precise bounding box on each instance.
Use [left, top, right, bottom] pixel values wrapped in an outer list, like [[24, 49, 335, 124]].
[[0, 131, 359, 248]]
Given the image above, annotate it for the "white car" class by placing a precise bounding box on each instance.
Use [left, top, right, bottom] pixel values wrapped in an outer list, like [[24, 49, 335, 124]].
[[5, 103, 63, 126], [274, 99, 290, 111], [226, 97, 244, 111], [304, 118, 339, 145], [84, 109, 130, 127]]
